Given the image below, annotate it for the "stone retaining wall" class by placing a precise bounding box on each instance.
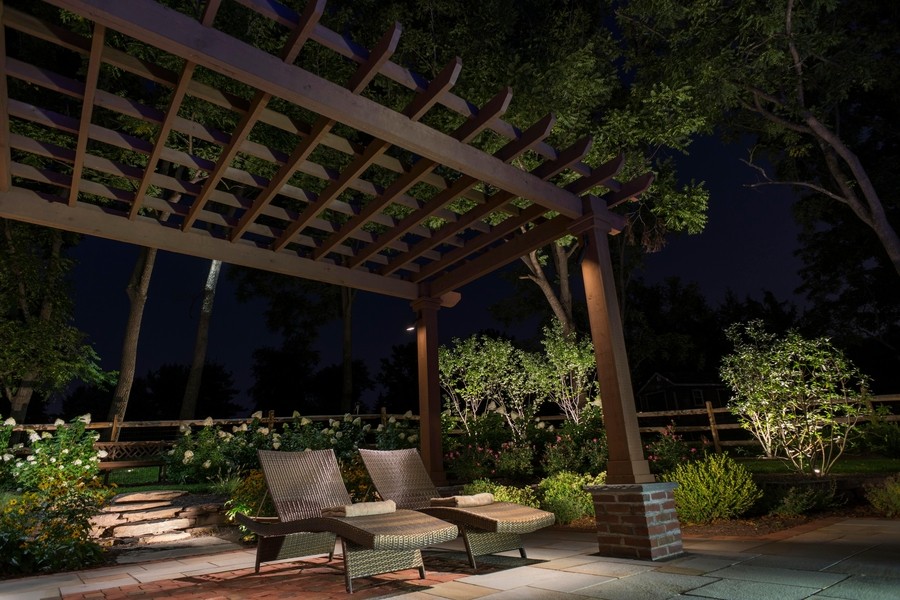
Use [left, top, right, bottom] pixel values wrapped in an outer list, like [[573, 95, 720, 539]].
[[91, 490, 228, 546]]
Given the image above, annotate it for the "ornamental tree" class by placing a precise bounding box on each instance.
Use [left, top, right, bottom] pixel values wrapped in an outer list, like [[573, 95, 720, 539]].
[[720, 320, 869, 476]]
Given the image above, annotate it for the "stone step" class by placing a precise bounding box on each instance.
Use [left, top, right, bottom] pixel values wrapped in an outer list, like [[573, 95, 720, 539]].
[[139, 531, 193, 544], [111, 490, 187, 503], [111, 518, 194, 538], [101, 501, 171, 513]]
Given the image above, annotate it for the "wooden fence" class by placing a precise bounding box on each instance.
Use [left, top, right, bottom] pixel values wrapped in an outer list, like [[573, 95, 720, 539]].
[[9, 395, 899, 469]]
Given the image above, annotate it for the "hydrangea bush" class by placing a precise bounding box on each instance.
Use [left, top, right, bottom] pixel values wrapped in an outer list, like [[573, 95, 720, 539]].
[[1, 415, 112, 576]]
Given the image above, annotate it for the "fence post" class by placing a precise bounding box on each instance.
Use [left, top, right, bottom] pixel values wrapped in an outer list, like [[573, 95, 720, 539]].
[[705, 401, 722, 453], [109, 414, 121, 443], [380, 406, 388, 427], [267, 410, 275, 430]]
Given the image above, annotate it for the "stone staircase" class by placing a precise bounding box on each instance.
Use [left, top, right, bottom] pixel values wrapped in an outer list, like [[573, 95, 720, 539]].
[[91, 490, 231, 548]]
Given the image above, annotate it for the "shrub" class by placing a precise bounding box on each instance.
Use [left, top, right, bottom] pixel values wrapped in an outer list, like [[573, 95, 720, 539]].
[[444, 443, 499, 482], [542, 405, 608, 476], [225, 470, 275, 540], [1, 415, 112, 575], [280, 415, 331, 451], [644, 424, 700, 475], [0, 416, 14, 489], [375, 412, 419, 450], [866, 474, 900, 517], [538, 471, 606, 525], [664, 453, 762, 525], [858, 417, 900, 458], [721, 320, 869, 476], [462, 479, 540, 508], [495, 441, 534, 479], [768, 481, 838, 517]]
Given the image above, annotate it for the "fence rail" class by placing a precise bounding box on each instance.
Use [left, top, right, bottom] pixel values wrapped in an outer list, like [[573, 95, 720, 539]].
[[8, 395, 899, 469]]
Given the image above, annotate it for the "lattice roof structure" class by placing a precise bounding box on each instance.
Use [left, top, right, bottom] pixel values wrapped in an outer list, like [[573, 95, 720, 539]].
[[0, 0, 651, 305]]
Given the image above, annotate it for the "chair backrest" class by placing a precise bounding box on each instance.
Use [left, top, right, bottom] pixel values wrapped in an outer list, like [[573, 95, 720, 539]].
[[358, 448, 439, 510], [258, 449, 352, 522]]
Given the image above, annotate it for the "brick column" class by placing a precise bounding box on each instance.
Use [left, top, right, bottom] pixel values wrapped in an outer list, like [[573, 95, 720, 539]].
[[586, 483, 683, 561]]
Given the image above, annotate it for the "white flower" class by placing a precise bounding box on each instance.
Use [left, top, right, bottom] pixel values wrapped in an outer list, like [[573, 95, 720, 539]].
[[486, 402, 498, 412], [218, 430, 227, 438], [300, 417, 312, 426], [388, 417, 396, 424], [180, 424, 191, 433], [343, 414, 352, 422], [3, 417, 15, 426], [334, 431, 343, 439], [322, 428, 332, 435], [54, 418, 65, 427], [27, 431, 40, 443], [50, 457, 56, 463], [251, 411, 263, 420], [239, 424, 248, 432], [74, 459, 83, 466], [202, 460, 211, 469], [78, 414, 92, 425], [62, 448, 69, 454], [407, 435, 418, 443], [97, 450, 109, 459], [26, 455, 35, 462], [203, 417, 214, 427], [403, 410, 413, 419], [537, 422, 547, 430], [272, 442, 281, 450], [184, 450, 195, 459], [1, 454, 11, 462], [329, 438, 337, 445], [167, 449, 176, 456], [329, 419, 339, 427], [398, 433, 406, 440], [363, 424, 371, 432], [292, 410, 301, 418], [41, 432, 51, 439], [352, 417, 361, 426], [258, 427, 270, 436], [376, 424, 384, 432]]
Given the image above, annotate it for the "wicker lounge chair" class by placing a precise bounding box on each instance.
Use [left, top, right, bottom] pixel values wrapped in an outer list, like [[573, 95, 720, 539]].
[[358, 448, 556, 568], [235, 449, 458, 592]]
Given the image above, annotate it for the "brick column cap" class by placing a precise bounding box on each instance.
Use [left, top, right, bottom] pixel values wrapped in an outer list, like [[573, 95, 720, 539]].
[[585, 482, 678, 493]]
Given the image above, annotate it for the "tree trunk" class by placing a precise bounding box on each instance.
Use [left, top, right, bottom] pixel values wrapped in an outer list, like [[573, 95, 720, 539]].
[[106, 246, 157, 435], [519, 246, 575, 334], [180, 259, 222, 420], [340, 286, 355, 413], [2, 226, 62, 424]]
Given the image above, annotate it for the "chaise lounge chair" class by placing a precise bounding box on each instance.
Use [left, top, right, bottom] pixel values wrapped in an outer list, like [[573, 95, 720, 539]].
[[235, 449, 458, 592], [359, 448, 556, 568]]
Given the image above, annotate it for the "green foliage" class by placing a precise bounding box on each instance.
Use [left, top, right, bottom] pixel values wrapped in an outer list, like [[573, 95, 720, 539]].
[[721, 321, 869, 476], [664, 453, 762, 525], [12, 416, 104, 492], [461, 479, 540, 508], [644, 424, 701, 475], [444, 443, 500, 482], [768, 481, 838, 517], [0, 222, 114, 419], [539, 320, 598, 424], [0, 416, 15, 488], [865, 474, 900, 518], [1, 415, 112, 576], [439, 335, 545, 442], [857, 413, 900, 459], [542, 405, 608, 476], [538, 471, 606, 525], [495, 441, 535, 480], [374, 412, 419, 450]]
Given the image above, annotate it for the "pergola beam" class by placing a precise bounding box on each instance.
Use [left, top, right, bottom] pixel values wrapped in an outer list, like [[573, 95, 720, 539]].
[[44, 0, 584, 219]]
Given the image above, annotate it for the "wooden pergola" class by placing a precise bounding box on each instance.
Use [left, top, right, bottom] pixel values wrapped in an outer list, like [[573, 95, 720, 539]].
[[0, 0, 654, 486]]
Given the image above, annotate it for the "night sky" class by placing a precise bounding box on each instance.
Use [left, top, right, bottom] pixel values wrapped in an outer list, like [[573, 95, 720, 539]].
[[68, 136, 803, 411]]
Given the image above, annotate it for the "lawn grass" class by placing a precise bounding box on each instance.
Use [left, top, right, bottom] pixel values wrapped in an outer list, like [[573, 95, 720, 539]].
[[737, 456, 900, 475]]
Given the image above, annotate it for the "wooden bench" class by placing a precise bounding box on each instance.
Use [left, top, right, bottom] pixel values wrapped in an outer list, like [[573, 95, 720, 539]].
[[94, 441, 173, 484]]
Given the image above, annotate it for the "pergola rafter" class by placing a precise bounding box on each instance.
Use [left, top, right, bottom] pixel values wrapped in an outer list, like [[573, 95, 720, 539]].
[[0, 0, 659, 494]]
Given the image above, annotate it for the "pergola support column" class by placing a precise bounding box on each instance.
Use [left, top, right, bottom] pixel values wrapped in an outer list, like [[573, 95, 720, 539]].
[[575, 197, 683, 560], [412, 296, 446, 485]]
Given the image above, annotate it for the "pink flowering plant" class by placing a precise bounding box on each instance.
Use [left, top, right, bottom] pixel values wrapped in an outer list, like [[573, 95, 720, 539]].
[[644, 423, 701, 474]]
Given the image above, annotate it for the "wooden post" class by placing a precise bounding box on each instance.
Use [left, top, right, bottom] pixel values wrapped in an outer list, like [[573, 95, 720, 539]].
[[109, 414, 121, 443], [380, 406, 388, 427], [576, 200, 653, 485], [412, 296, 446, 485], [267, 409, 275, 431], [705, 401, 722, 453]]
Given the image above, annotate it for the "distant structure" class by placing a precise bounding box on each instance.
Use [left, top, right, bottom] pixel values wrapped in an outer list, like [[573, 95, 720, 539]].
[[635, 373, 729, 412]]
